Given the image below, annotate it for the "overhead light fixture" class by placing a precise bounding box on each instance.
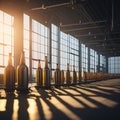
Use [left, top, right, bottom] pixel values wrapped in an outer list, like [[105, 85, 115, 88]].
[[111, 0, 114, 31], [88, 32, 91, 35], [104, 36, 106, 40], [81, 0, 87, 2], [45, 21, 47, 24], [31, 1, 73, 11], [60, 22, 62, 26], [79, 20, 82, 24], [26, 0, 30, 2], [94, 36, 96, 39]]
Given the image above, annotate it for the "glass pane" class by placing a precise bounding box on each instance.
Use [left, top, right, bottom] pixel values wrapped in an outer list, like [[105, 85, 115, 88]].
[[24, 14, 30, 30], [0, 10, 3, 22], [0, 45, 3, 54], [4, 13, 11, 25], [0, 11, 14, 72], [0, 55, 3, 65]]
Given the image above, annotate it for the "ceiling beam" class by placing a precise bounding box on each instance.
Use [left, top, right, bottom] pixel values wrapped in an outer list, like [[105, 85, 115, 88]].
[[93, 48, 120, 53], [31, 2, 71, 10], [75, 31, 120, 38], [96, 43, 120, 46], [75, 33, 105, 37], [62, 25, 105, 32], [60, 20, 107, 27], [82, 37, 120, 42]]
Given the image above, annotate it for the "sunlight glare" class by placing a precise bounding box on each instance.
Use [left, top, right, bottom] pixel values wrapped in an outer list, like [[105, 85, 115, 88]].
[[49, 97, 81, 120], [40, 98, 53, 120], [0, 99, 7, 111], [59, 96, 85, 108], [75, 96, 98, 108], [27, 98, 40, 120], [90, 96, 118, 108], [12, 100, 19, 120], [76, 87, 96, 96]]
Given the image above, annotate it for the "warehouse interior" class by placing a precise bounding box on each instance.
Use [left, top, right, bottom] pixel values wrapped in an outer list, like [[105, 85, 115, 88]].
[[0, 0, 120, 120]]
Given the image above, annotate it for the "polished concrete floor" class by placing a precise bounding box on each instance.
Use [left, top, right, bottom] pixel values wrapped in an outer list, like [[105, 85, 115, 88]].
[[0, 79, 120, 120]]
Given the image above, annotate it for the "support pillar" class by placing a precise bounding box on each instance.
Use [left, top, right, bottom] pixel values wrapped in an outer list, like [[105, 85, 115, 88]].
[[97, 53, 100, 72], [49, 24, 52, 81], [88, 47, 90, 73], [58, 27, 60, 67], [79, 41, 82, 81], [29, 17, 32, 81], [106, 56, 108, 73], [14, 11, 23, 68]]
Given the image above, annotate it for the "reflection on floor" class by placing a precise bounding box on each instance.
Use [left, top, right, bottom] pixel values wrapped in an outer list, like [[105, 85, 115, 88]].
[[0, 79, 120, 120]]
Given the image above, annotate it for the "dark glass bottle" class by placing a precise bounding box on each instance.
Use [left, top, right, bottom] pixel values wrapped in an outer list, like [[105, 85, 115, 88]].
[[72, 65, 77, 84], [17, 51, 28, 91], [4, 53, 15, 92], [83, 71, 87, 81], [54, 63, 61, 87], [61, 70, 64, 85], [66, 63, 71, 85], [36, 59, 43, 87], [78, 67, 81, 83], [42, 56, 50, 88]]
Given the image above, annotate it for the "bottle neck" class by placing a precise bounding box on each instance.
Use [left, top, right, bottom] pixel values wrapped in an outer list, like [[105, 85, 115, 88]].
[[67, 63, 69, 71], [56, 63, 59, 70], [8, 53, 12, 66], [73, 65, 75, 71], [38, 59, 41, 68], [20, 51, 25, 65], [45, 56, 48, 69]]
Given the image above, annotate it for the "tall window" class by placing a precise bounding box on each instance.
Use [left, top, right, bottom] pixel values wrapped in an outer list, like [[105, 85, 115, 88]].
[[90, 49, 95, 72], [0, 10, 14, 73], [51, 24, 59, 78], [69, 35, 79, 73], [81, 44, 88, 72], [51, 24, 59, 70], [60, 32, 69, 71], [94, 51, 98, 72], [100, 55, 106, 72], [108, 57, 120, 74], [32, 19, 49, 78], [51, 27, 79, 77], [23, 14, 30, 67]]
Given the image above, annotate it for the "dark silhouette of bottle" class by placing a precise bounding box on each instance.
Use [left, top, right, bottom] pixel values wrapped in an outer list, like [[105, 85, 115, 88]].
[[17, 51, 28, 91], [54, 63, 61, 87], [42, 56, 50, 88], [66, 63, 71, 86], [36, 59, 43, 87], [72, 65, 77, 84], [83, 71, 87, 81], [61, 70, 64, 85], [4, 53, 15, 92], [78, 67, 81, 83]]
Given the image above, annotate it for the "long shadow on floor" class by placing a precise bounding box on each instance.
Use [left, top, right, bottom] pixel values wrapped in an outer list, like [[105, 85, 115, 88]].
[[0, 93, 14, 120], [0, 80, 120, 120], [17, 93, 29, 120], [75, 84, 120, 103], [36, 88, 70, 120], [0, 91, 29, 120], [50, 82, 120, 120], [53, 85, 120, 120]]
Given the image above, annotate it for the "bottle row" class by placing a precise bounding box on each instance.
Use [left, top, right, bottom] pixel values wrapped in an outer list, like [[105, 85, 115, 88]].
[[4, 52, 28, 92], [4, 51, 80, 92], [36, 62, 80, 88], [3, 52, 120, 92]]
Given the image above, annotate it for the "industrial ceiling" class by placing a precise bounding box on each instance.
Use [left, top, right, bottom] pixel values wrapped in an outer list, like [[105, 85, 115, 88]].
[[0, 0, 120, 57]]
